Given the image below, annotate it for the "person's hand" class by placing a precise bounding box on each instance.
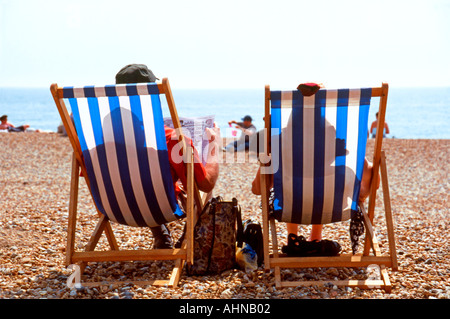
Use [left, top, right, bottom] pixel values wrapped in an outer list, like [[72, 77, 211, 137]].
[[205, 123, 221, 143], [204, 123, 221, 161]]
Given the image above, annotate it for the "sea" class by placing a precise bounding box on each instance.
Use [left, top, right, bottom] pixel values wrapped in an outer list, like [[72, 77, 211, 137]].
[[0, 86, 449, 139]]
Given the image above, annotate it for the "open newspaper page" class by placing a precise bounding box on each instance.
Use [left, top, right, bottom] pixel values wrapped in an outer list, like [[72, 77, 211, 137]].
[[163, 115, 215, 165]]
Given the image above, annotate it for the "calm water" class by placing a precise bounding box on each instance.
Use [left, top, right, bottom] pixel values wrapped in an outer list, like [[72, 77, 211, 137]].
[[0, 86, 449, 139]]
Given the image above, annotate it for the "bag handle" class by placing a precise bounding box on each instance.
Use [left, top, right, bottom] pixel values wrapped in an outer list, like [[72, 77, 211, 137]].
[[233, 197, 245, 248]]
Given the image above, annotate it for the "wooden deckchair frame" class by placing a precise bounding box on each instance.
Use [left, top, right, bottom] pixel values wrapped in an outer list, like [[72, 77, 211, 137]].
[[260, 83, 398, 292], [50, 78, 205, 288]]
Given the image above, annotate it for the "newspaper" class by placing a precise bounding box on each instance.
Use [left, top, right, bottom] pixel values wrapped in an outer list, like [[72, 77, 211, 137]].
[[164, 115, 215, 165]]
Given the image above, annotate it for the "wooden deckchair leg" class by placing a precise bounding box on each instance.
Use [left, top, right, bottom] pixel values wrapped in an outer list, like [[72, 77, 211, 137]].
[[103, 221, 119, 251], [380, 151, 398, 271], [262, 213, 271, 272], [73, 215, 113, 275], [85, 215, 111, 252], [169, 254, 185, 288], [270, 217, 282, 288], [186, 150, 195, 266], [259, 162, 282, 286], [66, 153, 118, 273], [66, 154, 80, 266], [361, 205, 381, 256], [260, 166, 271, 272], [380, 265, 392, 293]]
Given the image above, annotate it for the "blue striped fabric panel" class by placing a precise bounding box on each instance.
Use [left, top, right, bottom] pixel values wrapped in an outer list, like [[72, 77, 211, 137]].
[[270, 88, 371, 224], [63, 83, 183, 227]]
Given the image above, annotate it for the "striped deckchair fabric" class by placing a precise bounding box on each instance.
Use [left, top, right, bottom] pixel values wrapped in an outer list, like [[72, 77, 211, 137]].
[[62, 83, 183, 228], [269, 88, 372, 225]]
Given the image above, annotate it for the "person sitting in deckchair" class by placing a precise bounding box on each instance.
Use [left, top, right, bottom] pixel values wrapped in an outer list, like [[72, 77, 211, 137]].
[[251, 82, 380, 253], [115, 64, 220, 248]]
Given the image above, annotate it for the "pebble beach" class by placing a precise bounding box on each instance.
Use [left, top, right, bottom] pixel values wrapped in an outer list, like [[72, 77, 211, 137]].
[[0, 132, 448, 300]]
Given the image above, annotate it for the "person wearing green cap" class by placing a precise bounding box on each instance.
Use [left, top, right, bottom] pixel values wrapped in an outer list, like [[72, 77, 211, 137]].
[[115, 64, 220, 249]]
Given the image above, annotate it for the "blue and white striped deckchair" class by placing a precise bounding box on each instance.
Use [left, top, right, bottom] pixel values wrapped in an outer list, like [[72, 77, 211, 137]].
[[64, 83, 183, 228], [260, 83, 398, 291], [269, 88, 372, 225], [51, 78, 198, 288]]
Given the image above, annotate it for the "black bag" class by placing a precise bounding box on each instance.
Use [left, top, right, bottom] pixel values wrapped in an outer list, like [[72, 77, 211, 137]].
[[186, 196, 243, 276], [242, 219, 264, 266]]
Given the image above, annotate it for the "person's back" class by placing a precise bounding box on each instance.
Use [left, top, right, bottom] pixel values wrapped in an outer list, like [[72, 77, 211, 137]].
[[370, 112, 389, 138]]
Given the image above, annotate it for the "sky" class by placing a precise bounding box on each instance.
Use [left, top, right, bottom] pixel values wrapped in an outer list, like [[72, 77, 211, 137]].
[[0, 0, 449, 89]]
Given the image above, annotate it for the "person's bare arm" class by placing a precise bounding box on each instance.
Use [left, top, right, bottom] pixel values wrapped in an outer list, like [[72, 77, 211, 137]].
[[196, 125, 220, 193], [252, 166, 273, 195], [252, 167, 262, 195]]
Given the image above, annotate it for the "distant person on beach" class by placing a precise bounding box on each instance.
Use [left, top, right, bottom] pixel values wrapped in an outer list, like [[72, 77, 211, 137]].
[[370, 112, 389, 138], [57, 113, 74, 136], [0, 114, 30, 132], [224, 115, 256, 151], [115, 64, 220, 249], [57, 122, 67, 136]]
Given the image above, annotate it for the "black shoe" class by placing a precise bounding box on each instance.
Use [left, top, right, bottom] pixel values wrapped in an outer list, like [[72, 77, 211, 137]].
[[317, 239, 341, 256], [282, 233, 308, 255], [303, 239, 341, 257], [150, 224, 173, 249], [282, 233, 341, 257]]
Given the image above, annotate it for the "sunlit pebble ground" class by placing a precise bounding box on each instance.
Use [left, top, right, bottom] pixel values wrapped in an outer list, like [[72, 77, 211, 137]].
[[0, 132, 449, 299]]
